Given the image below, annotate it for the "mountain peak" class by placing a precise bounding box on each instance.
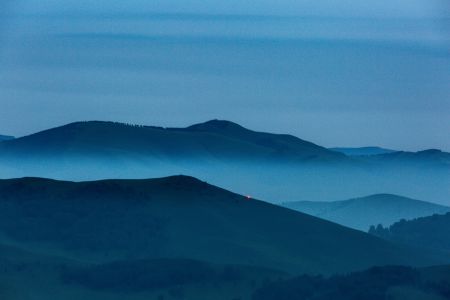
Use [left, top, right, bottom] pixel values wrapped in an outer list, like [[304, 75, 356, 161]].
[[359, 193, 408, 201], [157, 174, 207, 187], [187, 119, 248, 132], [417, 149, 443, 155]]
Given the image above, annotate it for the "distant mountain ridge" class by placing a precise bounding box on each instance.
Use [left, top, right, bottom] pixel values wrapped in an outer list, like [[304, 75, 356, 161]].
[[0, 176, 442, 274], [331, 147, 450, 167], [369, 149, 450, 167], [330, 146, 397, 156], [283, 194, 450, 231]]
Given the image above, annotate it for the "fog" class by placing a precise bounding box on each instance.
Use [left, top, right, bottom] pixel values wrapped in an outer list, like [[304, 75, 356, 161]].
[[1, 155, 448, 205]]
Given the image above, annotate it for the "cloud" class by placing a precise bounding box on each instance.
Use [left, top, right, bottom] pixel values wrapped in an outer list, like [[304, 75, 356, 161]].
[[3, 0, 448, 18]]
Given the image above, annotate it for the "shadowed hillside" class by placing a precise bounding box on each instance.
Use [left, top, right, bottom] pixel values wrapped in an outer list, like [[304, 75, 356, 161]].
[[0, 241, 286, 300], [0, 176, 443, 276], [252, 265, 450, 300], [283, 194, 450, 231], [2, 239, 448, 300], [370, 212, 450, 255]]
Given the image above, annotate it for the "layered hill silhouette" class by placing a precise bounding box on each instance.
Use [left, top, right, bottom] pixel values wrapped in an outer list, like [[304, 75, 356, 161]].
[[283, 194, 450, 231], [370, 212, 450, 255], [0, 120, 448, 203], [0, 176, 443, 275]]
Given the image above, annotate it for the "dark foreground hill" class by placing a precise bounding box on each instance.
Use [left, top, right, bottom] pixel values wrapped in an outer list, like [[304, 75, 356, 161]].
[[3, 240, 447, 300], [0, 239, 288, 300], [0, 241, 286, 300], [252, 265, 450, 300], [369, 212, 450, 255], [0, 176, 442, 275], [283, 194, 450, 231]]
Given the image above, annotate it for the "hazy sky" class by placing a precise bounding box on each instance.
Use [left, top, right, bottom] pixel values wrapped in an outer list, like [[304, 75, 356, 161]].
[[1, 1, 449, 151]]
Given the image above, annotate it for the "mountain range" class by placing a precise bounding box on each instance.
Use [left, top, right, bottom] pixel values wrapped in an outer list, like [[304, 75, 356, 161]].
[[0, 120, 448, 203], [283, 194, 450, 231], [4, 120, 448, 167], [1, 129, 449, 300], [0, 120, 343, 162]]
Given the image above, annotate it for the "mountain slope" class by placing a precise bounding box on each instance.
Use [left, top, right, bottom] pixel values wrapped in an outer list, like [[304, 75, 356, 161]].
[[0, 176, 442, 275], [283, 194, 450, 231]]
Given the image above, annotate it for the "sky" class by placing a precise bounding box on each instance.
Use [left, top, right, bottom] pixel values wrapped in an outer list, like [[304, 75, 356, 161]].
[[0, 0, 449, 151]]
